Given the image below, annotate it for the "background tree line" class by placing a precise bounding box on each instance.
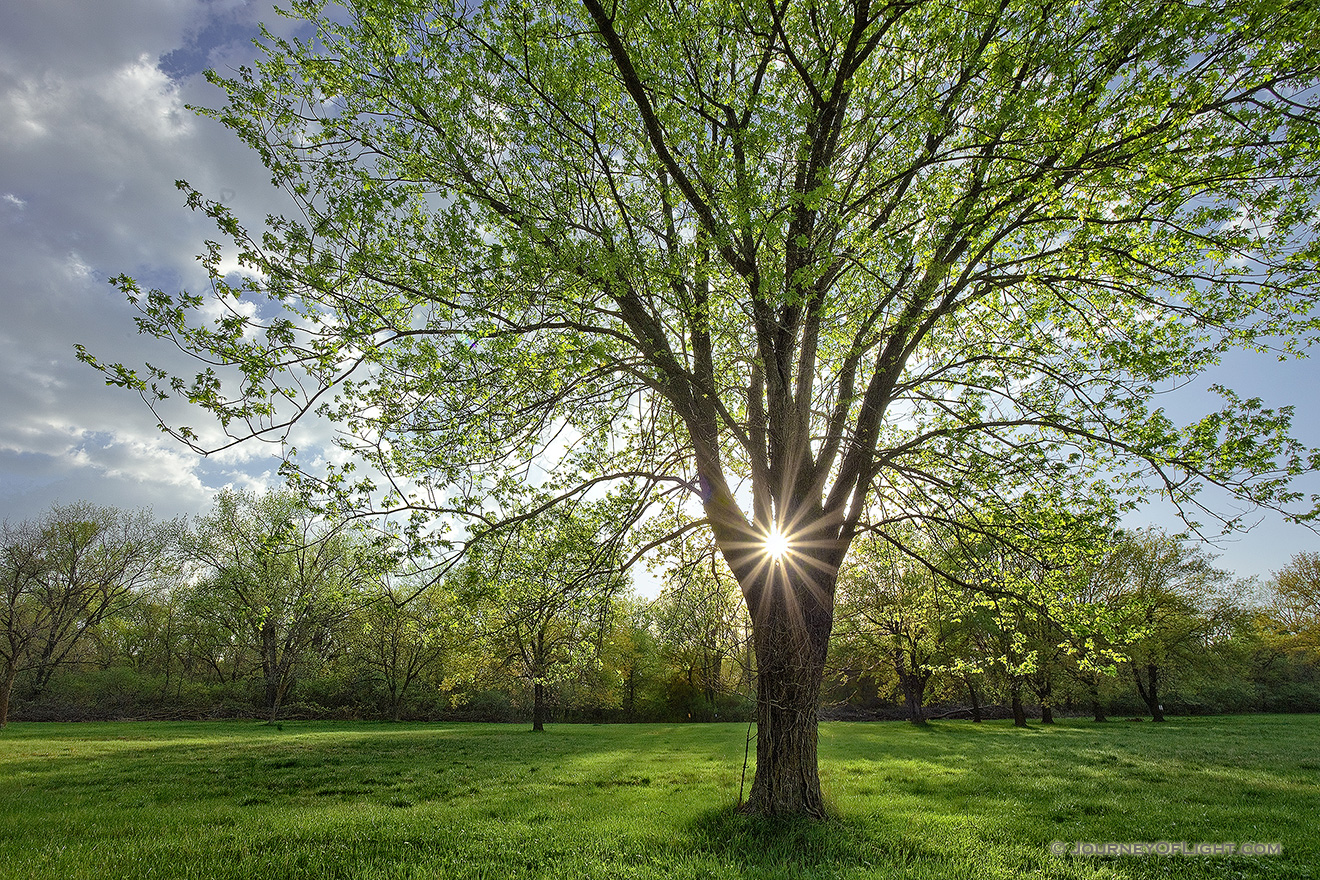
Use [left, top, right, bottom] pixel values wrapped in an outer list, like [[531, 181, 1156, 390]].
[[2, 492, 1317, 728]]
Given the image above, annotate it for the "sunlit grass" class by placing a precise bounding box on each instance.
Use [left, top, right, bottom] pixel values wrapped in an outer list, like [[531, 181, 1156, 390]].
[[0, 716, 1316, 878]]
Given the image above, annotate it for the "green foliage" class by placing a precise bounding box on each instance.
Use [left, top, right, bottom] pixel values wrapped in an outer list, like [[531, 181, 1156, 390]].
[[79, 0, 1320, 567], [182, 489, 387, 721], [6, 497, 1316, 725], [1094, 530, 1236, 716], [835, 532, 960, 722], [349, 578, 464, 721]]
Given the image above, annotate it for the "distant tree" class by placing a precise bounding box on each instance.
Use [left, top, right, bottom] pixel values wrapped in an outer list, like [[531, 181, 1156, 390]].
[[601, 594, 665, 722], [356, 578, 459, 721], [911, 497, 1121, 726], [28, 504, 177, 697], [85, 587, 175, 697], [942, 597, 997, 724], [649, 536, 753, 721], [1018, 521, 1125, 725], [836, 534, 954, 723], [183, 489, 384, 722], [0, 519, 47, 727], [457, 499, 628, 731], [1269, 552, 1320, 661], [1050, 547, 1133, 723], [0, 503, 178, 725], [1099, 530, 1234, 721]]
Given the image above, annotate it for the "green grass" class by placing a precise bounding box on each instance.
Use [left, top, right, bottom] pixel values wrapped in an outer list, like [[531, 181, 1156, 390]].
[[1, 715, 1316, 879]]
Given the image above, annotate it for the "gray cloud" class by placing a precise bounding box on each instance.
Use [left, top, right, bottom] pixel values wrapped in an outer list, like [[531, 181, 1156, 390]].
[[0, 0, 293, 522]]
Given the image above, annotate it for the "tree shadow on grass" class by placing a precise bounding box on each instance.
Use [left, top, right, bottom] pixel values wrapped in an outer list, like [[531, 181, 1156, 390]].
[[685, 805, 935, 877]]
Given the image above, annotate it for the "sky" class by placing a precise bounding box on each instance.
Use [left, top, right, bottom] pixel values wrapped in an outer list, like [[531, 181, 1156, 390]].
[[0, 0, 1316, 588]]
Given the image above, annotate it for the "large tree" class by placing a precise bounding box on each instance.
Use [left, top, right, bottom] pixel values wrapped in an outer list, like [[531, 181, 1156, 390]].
[[82, 0, 1320, 814]]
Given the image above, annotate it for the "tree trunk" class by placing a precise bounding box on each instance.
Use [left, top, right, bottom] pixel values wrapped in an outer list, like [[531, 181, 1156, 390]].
[[0, 659, 17, 728], [389, 689, 403, 723], [1133, 663, 1165, 722], [532, 680, 546, 732], [623, 666, 636, 723], [966, 677, 982, 723], [30, 658, 55, 698], [895, 650, 928, 723], [268, 669, 292, 724], [740, 561, 834, 818], [1088, 679, 1107, 722], [262, 621, 282, 721], [1039, 678, 1054, 724], [1010, 678, 1027, 728]]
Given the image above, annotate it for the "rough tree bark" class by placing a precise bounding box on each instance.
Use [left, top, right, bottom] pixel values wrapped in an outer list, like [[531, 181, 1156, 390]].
[[741, 559, 836, 818]]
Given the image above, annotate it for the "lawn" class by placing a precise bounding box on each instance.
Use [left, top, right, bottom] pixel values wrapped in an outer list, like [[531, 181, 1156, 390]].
[[1, 715, 1315, 879]]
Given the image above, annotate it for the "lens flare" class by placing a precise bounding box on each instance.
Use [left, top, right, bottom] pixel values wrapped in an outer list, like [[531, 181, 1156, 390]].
[[765, 527, 790, 561]]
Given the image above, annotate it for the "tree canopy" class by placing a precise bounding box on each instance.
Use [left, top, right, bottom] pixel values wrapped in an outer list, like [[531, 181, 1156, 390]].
[[80, 0, 1320, 814]]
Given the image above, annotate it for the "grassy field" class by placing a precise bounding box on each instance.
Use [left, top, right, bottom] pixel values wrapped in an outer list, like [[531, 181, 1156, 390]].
[[1, 715, 1316, 879]]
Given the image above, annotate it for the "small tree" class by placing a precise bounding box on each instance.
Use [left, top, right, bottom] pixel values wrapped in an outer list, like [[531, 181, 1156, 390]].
[[457, 500, 627, 731], [601, 594, 665, 722], [1054, 552, 1132, 723], [920, 497, 1119, 726]]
